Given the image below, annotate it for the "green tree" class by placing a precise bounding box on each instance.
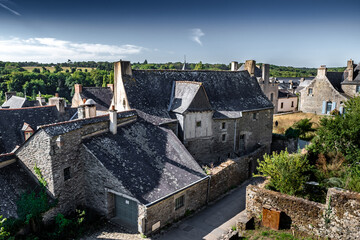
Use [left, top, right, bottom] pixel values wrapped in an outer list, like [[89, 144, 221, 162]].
[[256, 151, 310, 195], [293, 118, 315, 139], [54, 65, 63, 73], [194, 61, 204, 70]]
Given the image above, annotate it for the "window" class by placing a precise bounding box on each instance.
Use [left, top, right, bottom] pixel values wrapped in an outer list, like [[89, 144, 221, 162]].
[[308, 88, 313, 95], [64, 167, 71, 181], [221, 122, 226, 129], [175, 195, 184, 210], [122, 99, 126, 108], [196, 121, 201, 127], [270, 93, 274, 102], [326, 101, 332, 114], [291, 101, 294, 107], [281, 102, 284, 109], [356, 85, 360, 93], [24, 131, 33, 141], [221, 133, 226, 142], [252, 113, 257, 120]]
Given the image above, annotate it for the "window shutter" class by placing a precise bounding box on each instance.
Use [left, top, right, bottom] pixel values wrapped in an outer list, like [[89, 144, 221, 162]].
[[322, 101, 326, 114], [331, 102, 337, 111], [339, 106, 344, 115]]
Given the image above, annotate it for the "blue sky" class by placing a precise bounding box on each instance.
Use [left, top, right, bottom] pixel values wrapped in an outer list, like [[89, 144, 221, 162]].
[[0, 0, 359, 67]]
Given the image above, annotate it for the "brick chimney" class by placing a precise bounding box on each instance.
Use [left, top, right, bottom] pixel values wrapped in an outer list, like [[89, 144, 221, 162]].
[[109, 106, 117, 135], [230, 61, 238, 71], [74, 84, 82, 94], [262, 64, 270, 84], [347, 59, 354, 81], [317, 65, 327, 78], [113, 60, 132, 111], [244, 60, 256, 76]]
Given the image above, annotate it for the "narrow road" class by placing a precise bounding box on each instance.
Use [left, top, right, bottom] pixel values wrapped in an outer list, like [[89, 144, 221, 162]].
[[153, 177, 264, 240]]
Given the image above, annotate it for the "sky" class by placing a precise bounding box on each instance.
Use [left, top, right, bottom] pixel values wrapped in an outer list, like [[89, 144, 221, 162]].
[[0, 0, 360, 67]]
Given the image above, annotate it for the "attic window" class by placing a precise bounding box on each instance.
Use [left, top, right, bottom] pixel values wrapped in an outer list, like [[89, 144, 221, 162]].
[[221, 122, 226, 129], [308, 88, 313, 95], [291, 101, 294, 107], [64, 167, 71, 181], [175, 195, 184, 210], [196, 121, 201, 127], [122, 99, 126, 108]]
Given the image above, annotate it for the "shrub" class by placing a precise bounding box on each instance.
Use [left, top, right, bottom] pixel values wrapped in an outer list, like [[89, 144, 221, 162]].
[[284, 127, 300, 139], [256, 151, 310, 195], [0, 216, 10, 240], [293, 118, 315, 139], [344, 164, 360, 192]]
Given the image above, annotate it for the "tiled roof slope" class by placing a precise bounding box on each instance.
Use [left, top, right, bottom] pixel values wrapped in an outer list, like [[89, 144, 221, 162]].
[[0, 106, 77, 154], [124, 70, 273, 119], [83, 117, 207, 205], [0, 162, 41, 218], [326, 72, 344, 93], [1, 96, 38, 109], [80, 87, 113, 111]]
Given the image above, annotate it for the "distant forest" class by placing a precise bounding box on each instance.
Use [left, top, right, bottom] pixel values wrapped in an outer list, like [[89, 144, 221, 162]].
[[0, 60, 346, 105]]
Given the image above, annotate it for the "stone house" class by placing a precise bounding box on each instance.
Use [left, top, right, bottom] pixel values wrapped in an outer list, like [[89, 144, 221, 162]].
[[232, 60, 279, 113], [277, 89, 298, 113], [299, 59, 360, 114], [112, 61, 274, 165], [12, 110, 208, 235]]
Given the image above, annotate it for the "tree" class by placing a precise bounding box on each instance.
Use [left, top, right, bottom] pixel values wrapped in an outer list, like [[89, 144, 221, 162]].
[[256, 151, 310, 195], [293, 118, 315, 139], [32, 68, 40, 73], [308, 96, 360, 164], [143, 59, 148, 64], [194, 61, 204, 70]]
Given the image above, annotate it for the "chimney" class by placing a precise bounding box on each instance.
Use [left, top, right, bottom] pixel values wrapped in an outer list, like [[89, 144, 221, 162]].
[[230, 61, 238, 71], [109, 106, 117, 135], [113, 60, 132, 111], [244, 60, 256, 76], [78, 105, 85, 119], [262, 64, 270, 84], [36, 96, 46, 106], [107, 84, 114, 92], [49, 96, 65, 113], [300, 77, 305, 83], [317, 65, 327, 78], [5, 91, 16, 101], [289, 80, 293, 90], [347, 59, 354, 81], [74, 84, 82, 94]]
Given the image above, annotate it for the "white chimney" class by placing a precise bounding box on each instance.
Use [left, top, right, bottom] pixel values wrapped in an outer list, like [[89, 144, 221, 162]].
[[109, 106, 117, 135], [230, 61, 238, 71]]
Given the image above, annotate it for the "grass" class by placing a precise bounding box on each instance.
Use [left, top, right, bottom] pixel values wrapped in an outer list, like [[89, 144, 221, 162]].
[[273, 112, 323, 134], [242, 228, 313, 240], [23, 66, 95, 73]]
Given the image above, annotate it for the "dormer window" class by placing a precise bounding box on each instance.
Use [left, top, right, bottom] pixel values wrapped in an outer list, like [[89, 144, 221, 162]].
[[308, 88, 313, 95], [22, 122, 34, 141]]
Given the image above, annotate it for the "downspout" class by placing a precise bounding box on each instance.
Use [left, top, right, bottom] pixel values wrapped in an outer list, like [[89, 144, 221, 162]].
[[233, 119, 237, 152]]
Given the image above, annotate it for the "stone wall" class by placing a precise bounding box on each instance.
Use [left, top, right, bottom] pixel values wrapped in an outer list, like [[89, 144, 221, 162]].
[[144, 178, 209, 235], [209, 146, 266, 202], [246, 185, 360, 239]]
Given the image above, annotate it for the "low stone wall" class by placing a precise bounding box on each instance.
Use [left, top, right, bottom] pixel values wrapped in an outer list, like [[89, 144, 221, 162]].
[[209, 146, 266, 202], [246, 185, 360, 239]]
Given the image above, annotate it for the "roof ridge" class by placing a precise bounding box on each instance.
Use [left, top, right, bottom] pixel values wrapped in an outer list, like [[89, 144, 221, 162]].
[[0, 105, 56, 111], [176, 81, 202, 85]]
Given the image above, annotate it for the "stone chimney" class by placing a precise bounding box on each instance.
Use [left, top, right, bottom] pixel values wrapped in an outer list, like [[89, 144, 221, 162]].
[[109, 106, 117, 135], [5, 91, 16, 101], [74, 84, 82, 94], [347, 59, 354, 81], [300, 77, 305, 83], [113, 60, 132, 111], [317, 65, 327, 78], [49, 96, 65, 113], [78, 105, 85, 119], [230, 61, 238, 71], [107, 84, 114, 92], [244, 60, 256, 76], [289, 80, 293, 89], [262, 64, 270, 84], [84, 99, 97, 118]]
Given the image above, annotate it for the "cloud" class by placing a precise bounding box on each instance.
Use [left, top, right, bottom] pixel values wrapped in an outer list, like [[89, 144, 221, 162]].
[[0, 37, 145, 62], [0, 1, 20, 16], [190, 28, 204, 46]]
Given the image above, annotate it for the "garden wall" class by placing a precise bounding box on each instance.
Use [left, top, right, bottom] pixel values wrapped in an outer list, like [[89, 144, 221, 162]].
[[246, 185, 360, 239], [208, 145, 266, 202]]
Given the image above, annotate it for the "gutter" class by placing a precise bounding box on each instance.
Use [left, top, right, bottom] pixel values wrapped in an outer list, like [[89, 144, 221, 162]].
[[145, 175, 210, 208]]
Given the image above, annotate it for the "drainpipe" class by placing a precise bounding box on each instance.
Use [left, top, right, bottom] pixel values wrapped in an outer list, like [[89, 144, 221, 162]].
[[233, 119, 237, 152]]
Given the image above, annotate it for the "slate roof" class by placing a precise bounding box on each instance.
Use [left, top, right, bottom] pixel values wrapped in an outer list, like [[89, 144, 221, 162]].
[[278, 89, 297, 98], [80, 87, 113, 111], [0, 106, 77, 154], [124, 70, 273, 120], [83, 117, 207, 205], [0, 96, 38, 109], [326, 72, 344, 93], [0, 161, 41, 218]]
